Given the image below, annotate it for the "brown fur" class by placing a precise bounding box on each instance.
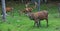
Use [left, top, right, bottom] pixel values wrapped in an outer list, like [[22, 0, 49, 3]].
[[18, 7, 33, 16], [22, 7, 33, 14], [6, 7, 13, 12], [1, 7, 13, 15], [19, 2, 37, 15], [28, 10, 48, 27]]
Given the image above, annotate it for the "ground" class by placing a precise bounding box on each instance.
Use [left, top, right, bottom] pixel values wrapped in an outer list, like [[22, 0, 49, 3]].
[[0, 3, 60, 31]]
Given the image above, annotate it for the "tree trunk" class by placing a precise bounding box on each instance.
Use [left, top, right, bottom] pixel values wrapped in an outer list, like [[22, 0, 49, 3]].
[[58, 3, 60, 17], [38, 0, 40, 11], [1, 0, 6, 21]]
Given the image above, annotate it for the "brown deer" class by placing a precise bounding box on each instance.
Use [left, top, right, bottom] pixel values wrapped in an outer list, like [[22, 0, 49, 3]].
[[1, 6, 13, 16], [27, 10, 48, 27], [19, 2, 37, 15], [6, 7, 13, 12]]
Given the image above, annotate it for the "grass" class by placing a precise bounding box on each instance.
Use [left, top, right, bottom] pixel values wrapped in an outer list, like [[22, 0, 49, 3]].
[[0, 3, 60, 31]]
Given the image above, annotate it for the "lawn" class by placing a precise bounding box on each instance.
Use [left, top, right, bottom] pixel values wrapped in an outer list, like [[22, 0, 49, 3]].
[[0, 3, 60, 31]]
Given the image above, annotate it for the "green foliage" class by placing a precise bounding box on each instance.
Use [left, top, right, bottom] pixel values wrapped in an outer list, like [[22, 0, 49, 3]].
[[0, 3, 60, 31]]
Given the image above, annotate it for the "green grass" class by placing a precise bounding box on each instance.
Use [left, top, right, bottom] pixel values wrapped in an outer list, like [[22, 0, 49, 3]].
[[0, 3, 60, 31]]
